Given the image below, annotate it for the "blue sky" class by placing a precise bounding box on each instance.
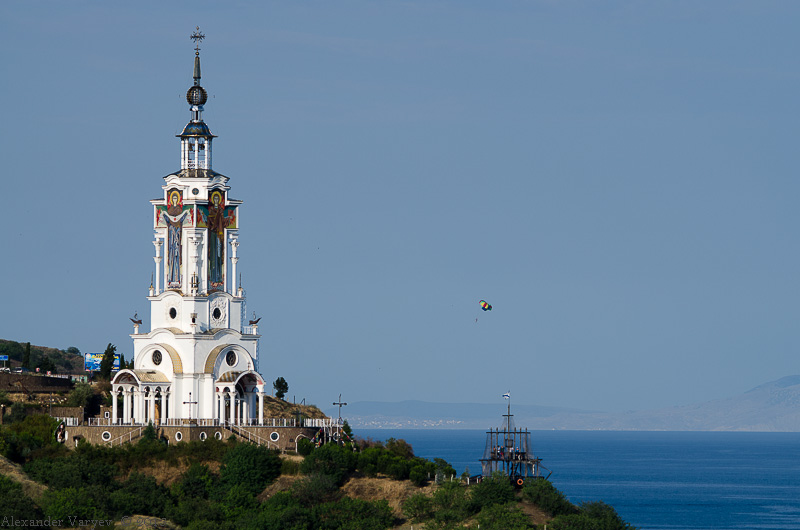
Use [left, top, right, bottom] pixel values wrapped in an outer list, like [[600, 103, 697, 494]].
[[2, 1, 798, 413]]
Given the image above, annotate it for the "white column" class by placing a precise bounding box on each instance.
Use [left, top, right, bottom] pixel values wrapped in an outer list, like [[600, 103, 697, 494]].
[[161, 393, 167, 424], [242, 397, 248, 425], [258, 392, 264, 425], [230, 239, 239, 295], [153, 240, 163, 295], [229, 392, 236, 426], [190, 236, 201, 296], [207, 138, 212, 168], [122, 389, 129, 424], [112, 391, 118, 425], [138, 390, 146, 424], [132, 389, 140, 424]]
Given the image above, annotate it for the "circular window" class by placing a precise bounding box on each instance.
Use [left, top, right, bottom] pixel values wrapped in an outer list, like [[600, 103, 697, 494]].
[[102, 431, 111, 442], [199, 432, 207, 441], [169, 308, 177, 319], [213, 308, 222, 319], [270, 431, 280, 442], [192, 188, 200, 195], [152, 350, 162, 365], [215, 431, 223, 440], [175, 432, 183, 442], [226, 351, 236, 366]]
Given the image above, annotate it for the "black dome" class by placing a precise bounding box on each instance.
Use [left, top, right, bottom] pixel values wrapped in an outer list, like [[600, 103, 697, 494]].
[[187, 85, 208, 106]]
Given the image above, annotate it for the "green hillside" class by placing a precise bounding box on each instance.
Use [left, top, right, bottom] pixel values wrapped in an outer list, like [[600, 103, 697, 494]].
[[0, 339, 84, 374], [0, 412, 636, 529]]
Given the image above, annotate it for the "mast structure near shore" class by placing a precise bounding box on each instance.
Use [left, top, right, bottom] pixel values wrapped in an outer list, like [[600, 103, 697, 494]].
[[479, 393, 549, 482]]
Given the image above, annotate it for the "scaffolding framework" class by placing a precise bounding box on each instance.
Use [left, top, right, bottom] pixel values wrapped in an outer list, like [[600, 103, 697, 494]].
[[479, 400, 547, 480]]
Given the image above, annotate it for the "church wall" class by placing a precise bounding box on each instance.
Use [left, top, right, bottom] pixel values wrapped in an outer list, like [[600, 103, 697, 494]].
[[61, 424, 317, 452]]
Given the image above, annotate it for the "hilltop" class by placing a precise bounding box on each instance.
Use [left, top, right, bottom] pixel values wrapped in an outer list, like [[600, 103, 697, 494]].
[[0, 416, 635, 529]]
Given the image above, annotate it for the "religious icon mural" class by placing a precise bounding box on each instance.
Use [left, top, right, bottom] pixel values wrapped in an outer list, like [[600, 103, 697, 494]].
[[205, 189, 237, 290], [159, 189, 190, 289], [167, 189, 183, 215]]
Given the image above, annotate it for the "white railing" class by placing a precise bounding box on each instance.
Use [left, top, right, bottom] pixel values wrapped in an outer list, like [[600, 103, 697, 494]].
[[303, 418, 338, 428], [224, 422, 275, 449], [88, 417, 114, 426], [107, 426, 145, 447], [52, 417, 79, 426], [241, 326, 255, 335], [160, 418, 220, 426]]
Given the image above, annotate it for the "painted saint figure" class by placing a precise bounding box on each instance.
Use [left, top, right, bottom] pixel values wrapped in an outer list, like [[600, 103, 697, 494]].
[[162, 209, 189, 288], [207, 191, 226, 289]]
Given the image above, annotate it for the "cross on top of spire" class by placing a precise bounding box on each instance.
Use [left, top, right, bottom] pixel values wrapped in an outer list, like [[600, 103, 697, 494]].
[[191, 26, 205, 55]]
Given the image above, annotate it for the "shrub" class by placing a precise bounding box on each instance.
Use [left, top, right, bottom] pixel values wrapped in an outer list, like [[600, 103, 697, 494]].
[[469, 475, 516, 511], [65, 383, 95, 408], [166, 495, 226, 527], [522, 478, 577, 517], [172, 463, 216, 500], [220, 442, 281, 495], [429, 480, 472, 526], [476, 503, 535, 530], [296, 437, 315, 456], [108, 473, 169, 517], [402, 492, 434, 522], [300, 442, 357, 486], [384, 437, 414, 458], [41, 485, 110, 520], [291, 473, 341, 506], [312, 497, 395, 530], [409, 464, 429, 487], [0, 474, 43, 519], [1, 413, 61, 462], [550, 501, 636, 530]]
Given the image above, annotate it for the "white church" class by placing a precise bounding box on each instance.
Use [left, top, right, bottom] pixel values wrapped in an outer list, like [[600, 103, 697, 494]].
[[110, 33, 270, 430]]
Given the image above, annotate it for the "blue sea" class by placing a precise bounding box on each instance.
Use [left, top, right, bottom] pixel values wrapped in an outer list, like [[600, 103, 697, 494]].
[[357, 429, 800, 530]]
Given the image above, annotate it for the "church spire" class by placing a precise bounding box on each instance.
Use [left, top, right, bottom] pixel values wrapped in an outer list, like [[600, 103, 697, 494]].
[[179, 27, 214, 171]]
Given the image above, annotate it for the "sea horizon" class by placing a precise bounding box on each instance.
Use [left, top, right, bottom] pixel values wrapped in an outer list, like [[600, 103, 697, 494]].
[[356, 428, 800, 530]]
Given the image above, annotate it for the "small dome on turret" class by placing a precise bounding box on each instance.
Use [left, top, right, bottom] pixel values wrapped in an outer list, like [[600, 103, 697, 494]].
[[179, 121, 213, 137], [187, 85, 208, 106]]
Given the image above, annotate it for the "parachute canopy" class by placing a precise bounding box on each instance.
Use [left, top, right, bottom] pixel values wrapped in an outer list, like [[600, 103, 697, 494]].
[[480, 300, 492, 311]]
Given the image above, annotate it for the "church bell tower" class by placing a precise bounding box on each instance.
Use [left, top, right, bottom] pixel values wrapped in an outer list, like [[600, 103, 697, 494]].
[[111, 29, 268, 428]]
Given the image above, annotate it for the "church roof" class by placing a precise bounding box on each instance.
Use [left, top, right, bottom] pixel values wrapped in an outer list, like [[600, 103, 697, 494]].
[[217, 371, 242, 383], [165, 168, 226, 180], [178, 120, 215, 137], [130, 370, 170, 383]]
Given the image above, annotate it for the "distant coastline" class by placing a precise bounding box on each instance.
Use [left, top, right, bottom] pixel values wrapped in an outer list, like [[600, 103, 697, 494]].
[[330, 375, 800, 432]]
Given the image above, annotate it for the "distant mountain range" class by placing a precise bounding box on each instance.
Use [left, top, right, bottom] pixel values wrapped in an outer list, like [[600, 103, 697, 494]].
[[327, 376, 800, 432]]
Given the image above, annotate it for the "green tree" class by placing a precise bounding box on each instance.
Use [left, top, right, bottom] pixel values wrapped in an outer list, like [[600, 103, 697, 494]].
[[300, 442, 358, 486], [476, 503, 535, 530], [469, 475, 515, 511], [99, 343, 116, 380], [522, 478, 578, 517], [402, 492, 435, 522], [220, 443, 281, 495], [65, 383, 95, 408], [290, 473, 341, 506], [273, 377, 288, 399], [38, 355, 56, 374], [0, 475, 43, 519]]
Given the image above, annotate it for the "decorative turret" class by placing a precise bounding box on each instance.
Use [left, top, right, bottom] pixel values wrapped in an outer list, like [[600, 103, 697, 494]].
[[179, 27, 214, 170]]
